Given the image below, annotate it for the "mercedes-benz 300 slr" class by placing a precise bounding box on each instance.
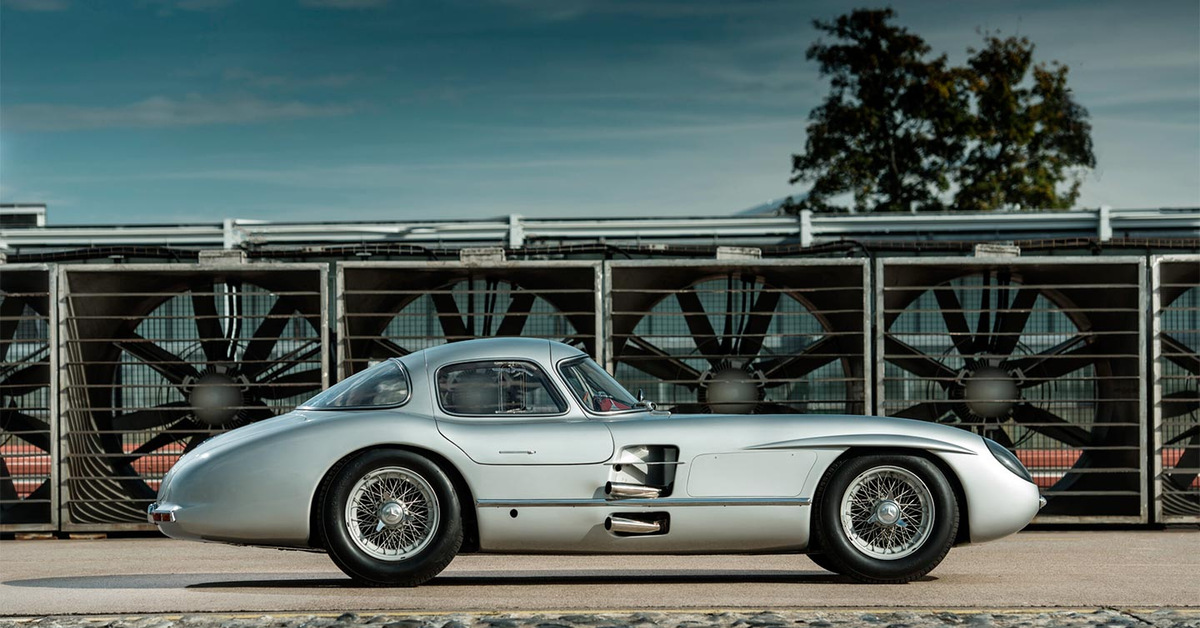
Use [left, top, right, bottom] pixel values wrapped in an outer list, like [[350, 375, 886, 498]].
[[151, 337, 1043, 585]]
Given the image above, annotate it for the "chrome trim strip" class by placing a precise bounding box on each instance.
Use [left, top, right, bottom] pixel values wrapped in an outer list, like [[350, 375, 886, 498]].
[[477, 497, 811, 508]]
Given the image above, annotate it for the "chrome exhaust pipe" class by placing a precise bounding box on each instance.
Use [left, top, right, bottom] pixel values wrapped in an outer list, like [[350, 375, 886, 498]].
[[605, 516, 661, 534], [605, 481, 662, 499]]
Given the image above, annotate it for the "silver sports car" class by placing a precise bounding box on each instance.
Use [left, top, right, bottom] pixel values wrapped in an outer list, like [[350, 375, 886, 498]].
[[150, 337, 1043, 585]]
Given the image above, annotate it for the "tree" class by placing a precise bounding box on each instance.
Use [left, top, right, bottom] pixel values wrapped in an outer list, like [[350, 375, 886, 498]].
[[788, 10, 1095, 213], [955, 34, 1095, 210], [789, 9, 967, 213]]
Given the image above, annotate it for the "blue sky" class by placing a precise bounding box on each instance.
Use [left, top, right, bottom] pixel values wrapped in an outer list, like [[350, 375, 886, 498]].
[[1, 0, 1197, 224]]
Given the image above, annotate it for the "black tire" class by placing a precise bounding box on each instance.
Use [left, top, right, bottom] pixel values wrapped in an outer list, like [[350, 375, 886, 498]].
[[320, 449, 462, 586], [813, 454, 958, 584], [806, 551, 840, 574]]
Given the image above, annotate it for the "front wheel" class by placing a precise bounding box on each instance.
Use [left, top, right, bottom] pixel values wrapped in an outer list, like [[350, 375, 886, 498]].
[[320, 449, 462, 586], [814, 454, 958, 584]]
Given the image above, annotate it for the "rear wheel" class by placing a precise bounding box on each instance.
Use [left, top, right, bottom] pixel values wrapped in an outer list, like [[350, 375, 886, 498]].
[[320, 449, 462, 586], [814, 454, 958, 584]]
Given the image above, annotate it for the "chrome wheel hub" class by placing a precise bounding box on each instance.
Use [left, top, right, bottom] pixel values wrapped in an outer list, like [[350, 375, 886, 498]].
[[840, 465, 935, 560], [873, 500, 902, 526], [345, 467, 439, 561]]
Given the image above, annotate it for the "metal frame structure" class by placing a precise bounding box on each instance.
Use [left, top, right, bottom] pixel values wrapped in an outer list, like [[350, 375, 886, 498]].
[[336, 260, 604, 381], [875, 256, 1147, 524], [0, 263, 58, 532], [56, 262, 329, 531], [3, 207, 1197, 253], [1151, 255, 1199, 524], [604, 259, 871, 416]]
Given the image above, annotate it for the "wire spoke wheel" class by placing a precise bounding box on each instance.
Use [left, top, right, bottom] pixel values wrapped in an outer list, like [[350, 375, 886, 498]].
[[840, 465, 935, 560], [345, 466, 440, 561]]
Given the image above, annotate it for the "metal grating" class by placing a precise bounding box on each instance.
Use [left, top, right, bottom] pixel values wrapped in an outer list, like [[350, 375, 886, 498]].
[[1152, 255, 1199, 523], [877, 257, 1145, 523], [58, 264, 328, 529], [337, 262, 602, 379], [606, 260, 869, 415], [0, 265, 57, 531]]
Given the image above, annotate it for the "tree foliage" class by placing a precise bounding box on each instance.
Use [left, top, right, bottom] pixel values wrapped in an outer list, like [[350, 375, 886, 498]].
[[788, 9, 1095, 213]]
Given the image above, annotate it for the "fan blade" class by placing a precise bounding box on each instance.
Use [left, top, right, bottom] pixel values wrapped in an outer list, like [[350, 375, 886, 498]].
[[737, 288, 780, 358], [993, 288, 1038, 356], [192, 283, 230, 364], [245, 343, 320, 381], [974, 272, 992, 354], [111, 401, 191, 432], [0, 457, 18, 504], [1011, 404, 1092, 448], [110, 418, 206, 468], [668, 403, 710, 414], [934, 287, 975, 357], [1165, 425, 1199, 447], [241, 298, 294, 366], [431, 292, 471, 341], [1010, 338, 1096, 386], [0, 296, 26, 364], [182, 434, 208, 454], [496, 292, 536, 337], [0, 408, 51, 452], [1161, 334, 1200, 376], [891, 401, 954, 422], [676, 290, 723, 365], [259, 368, 323, 399], [0, 363, 49, 397], [985, 425, 1016, 449], [371, 338, 411, 359], [619, 337, 702, 388], [755, 401, 800, 414], [1162, 390, 1200, 419], [882, 336, 958, 384], [760, 335, 843, 382], [115, 333, 201, 386], [1164, 430, 1199, 492]]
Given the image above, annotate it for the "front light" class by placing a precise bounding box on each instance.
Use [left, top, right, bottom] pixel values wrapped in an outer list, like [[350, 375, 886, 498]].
[[985, 437, 1034, 483]]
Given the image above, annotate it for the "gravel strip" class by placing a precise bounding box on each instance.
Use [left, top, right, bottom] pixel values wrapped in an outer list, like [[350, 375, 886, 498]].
[[2, 609, 1197, 628]]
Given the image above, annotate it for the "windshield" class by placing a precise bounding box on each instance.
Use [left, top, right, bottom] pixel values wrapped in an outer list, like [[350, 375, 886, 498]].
[[299, 360, 409, 409], [558, 357, 642, 413]]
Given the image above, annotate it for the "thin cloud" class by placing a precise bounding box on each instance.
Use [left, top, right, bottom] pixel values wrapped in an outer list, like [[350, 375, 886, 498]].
[[222, 68, 364, 90], [299, 0, 389, 8], [3, 95, 357, 131], [1, 0, 70, 11]]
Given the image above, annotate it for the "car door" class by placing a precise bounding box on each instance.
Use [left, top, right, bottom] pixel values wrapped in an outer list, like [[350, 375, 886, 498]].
[[433, 357, 613, 465]]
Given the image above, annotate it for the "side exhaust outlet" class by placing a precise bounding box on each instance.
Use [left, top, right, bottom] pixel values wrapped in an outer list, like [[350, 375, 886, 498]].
[[605, 481, 662, 499], [605, 516, 662, 534]]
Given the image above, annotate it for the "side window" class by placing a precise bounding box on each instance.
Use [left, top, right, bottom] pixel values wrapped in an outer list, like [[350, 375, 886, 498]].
[[438, 360, 567, 416]]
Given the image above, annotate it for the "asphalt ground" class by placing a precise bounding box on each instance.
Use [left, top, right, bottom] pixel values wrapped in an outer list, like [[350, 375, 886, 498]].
[[0, 531, 1196, 616]]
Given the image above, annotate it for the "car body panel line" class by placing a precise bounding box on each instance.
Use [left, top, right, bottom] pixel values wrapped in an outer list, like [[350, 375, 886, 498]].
[[477, 497, 812, 508], [747, 433, 978, 456]]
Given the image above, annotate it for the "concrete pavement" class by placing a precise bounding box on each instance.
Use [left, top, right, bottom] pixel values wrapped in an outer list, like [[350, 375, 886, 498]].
[[0, 531, 1197, 615]]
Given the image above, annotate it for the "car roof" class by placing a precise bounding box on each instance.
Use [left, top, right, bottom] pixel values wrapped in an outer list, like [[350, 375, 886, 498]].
[[411, 337, 589, 369]]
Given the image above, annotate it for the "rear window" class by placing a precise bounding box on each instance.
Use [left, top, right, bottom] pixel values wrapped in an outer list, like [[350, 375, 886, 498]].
[[299, 360, 410, 409]]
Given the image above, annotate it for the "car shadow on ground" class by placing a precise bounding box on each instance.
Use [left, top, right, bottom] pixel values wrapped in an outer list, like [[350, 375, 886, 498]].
[[4, 570, 932, 590]]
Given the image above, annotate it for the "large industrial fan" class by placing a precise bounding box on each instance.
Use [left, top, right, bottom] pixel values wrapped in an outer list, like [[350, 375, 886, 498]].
[[0, 265, 54, 529], [58, 264, 326, 527], [608, 260, 868, 415], [338, 262, 601, 378], [878, 258, 1144, 521], [1153, 256, 1199, 522]]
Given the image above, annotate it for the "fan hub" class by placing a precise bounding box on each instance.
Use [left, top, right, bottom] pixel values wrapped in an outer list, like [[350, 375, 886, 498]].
[[189, 373, 245, 426], [703, 367, 764, 414], [962, 366, 1019, 418]]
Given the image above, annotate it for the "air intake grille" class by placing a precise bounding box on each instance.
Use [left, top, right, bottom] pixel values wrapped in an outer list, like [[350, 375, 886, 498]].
[[58, 265, 327, 528], [877, 258, 1145, 522], [607, 261, 868, 415], [337, 262, 601, 379], [0, 265, 55, 530], [1152, 255, 1199, 523]]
